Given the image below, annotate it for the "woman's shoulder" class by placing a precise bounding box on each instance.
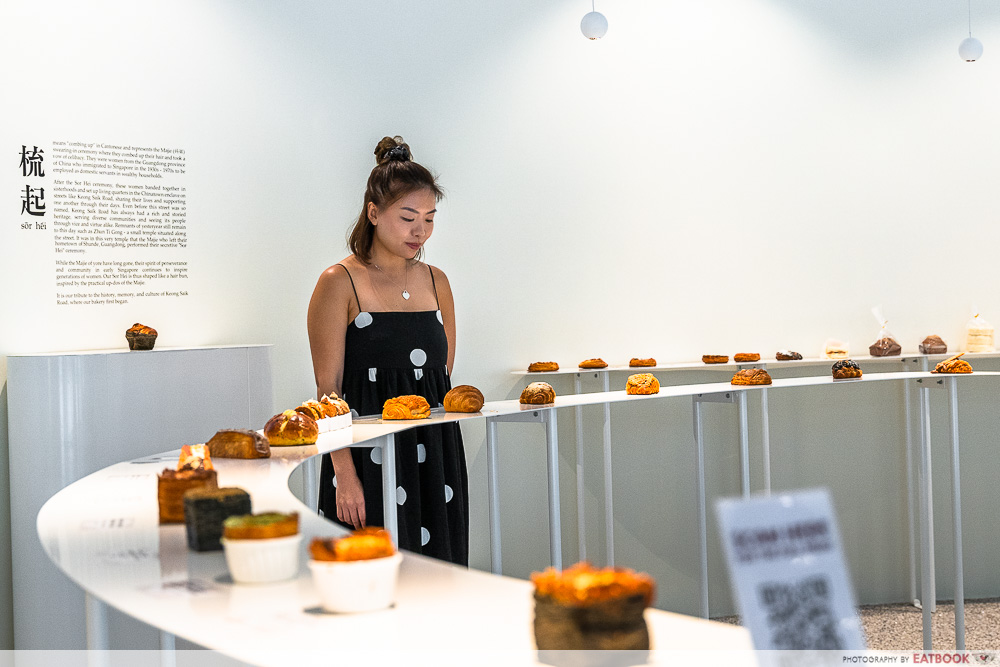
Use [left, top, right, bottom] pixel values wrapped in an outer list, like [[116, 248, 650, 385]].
[[422, 261, 451, 285], [315, 257, 361, 294]]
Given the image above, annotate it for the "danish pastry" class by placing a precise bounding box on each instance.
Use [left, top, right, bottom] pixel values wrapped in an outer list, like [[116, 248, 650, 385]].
[[625, 373, 659, 395], [932, 353, 972, 374], [520, 382, 556, 405], [264, 410, 319, 445], [733, 353, 760, 363], [702, 355, 729, 364], [775, 350, 803, 361], [382, 395, 431, 420], [579, 358, 608, 369], [443, 385, 485, 413], [629, 358, 656, 367], [731, 368, 772, 385], [831, 360, 862, 379], [528, 362, 559, 372]]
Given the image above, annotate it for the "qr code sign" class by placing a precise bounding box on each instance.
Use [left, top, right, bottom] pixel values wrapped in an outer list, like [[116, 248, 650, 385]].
[[758, 575, 844, 650]]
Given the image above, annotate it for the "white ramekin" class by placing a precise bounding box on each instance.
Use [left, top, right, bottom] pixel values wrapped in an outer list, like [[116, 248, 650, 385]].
[[220, 534, 303, 584], [308, 552, 403, 612]]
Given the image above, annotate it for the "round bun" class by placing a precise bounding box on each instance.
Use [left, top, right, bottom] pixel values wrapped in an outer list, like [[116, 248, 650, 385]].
[[626, 374, 659, 395], [579, 358, 609, 369], [733, 353, 760, 363], [443, 385, 485, 413], [520, 382, 556, 405], [382, 395, 431, 420], [264, 410, 319, 446], [374, 136, 411, 165], [528, 361, 559, 372], [702, 355, 729, 364], [731, 369, 772, 386], [629, 358, 656, 367], [831, 360, 862, 379]]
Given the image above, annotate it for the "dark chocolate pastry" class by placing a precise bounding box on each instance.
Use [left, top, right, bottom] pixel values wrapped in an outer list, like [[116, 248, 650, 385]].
[[776, 351, 803, 361], [919, 335, 947, 355], [832, 359, 862, 379], [869, 337, 901, 357]]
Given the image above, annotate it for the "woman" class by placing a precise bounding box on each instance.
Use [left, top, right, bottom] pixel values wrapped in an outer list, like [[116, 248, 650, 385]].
[[307, 136, 469, 566]]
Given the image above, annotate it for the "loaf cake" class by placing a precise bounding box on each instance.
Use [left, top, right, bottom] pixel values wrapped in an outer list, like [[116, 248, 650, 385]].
[[183, 487, 252, 551], [869, 337, 901, 357], [158, 446, 218, 524]]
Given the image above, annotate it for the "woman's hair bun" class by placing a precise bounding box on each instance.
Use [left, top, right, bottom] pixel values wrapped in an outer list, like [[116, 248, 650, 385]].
[[374, 136, 411, 165]]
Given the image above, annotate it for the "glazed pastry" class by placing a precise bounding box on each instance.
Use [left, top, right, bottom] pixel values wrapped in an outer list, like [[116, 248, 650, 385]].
[[309, 527, 396, 562], [629, 358, 656, 367], [775, 350, 803, 361], [528, 362, 559, 372], [731, 368, 772, 385], [205, 429, 270, 459], [183, 487, 252, 552], [320, 394, 351, 416], [702, 355, 729, 364], [932, 353, 972, 374], [869, 337, 901, 357], [733, 353, 760, 363], [520, 382, 556, 404], [125, 323, 158, 350], [831, 359, 862, 379], [294, 399, 326, 421], [264, 410, 319, 445], [222, 512, 299, 540], [579, 358, 609, 369], [919, 335, 948, 355], [443, 385, 485, 413], [625, 373, 659, 395], [382, 395, 432, 420]]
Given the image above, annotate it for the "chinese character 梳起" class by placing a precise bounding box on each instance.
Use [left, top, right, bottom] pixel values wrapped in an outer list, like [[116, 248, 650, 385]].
[[20, 185, 45, 216], [19, 145, 45, 178]]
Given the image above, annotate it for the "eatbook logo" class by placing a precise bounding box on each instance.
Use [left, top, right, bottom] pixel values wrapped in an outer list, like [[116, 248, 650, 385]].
[[975, 654, 995, 665]]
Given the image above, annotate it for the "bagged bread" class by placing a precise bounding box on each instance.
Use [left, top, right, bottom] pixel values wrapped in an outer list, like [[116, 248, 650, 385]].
[[965, 309, 994, 353], [868, 306, 901, 356]]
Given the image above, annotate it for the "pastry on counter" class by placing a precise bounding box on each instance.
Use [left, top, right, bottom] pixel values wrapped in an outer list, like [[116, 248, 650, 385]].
[[775, 350, 803, 361], [382, 395, 431, 420], [320, 393, 351, 416], [825, 341, 849, 359], [294, 399, 327, 421], [443, 385, 484, 413], [223, 512, 299, 540], [221, 512, 302, 584], [733, 353, 760, 363], [205, 429, 270, 459], [932, 353, 972, 374], [125, 323, 158, 351], [158, 445, 217, 524], [528, 361, 559, 372], [532, 562, 655, 650], [264, 410, 319, 445], [578, 358, 608, 369], [520, 382, 556, 405], [309, 527, 396, 562], [629, 358, 656, 367], [919, 335, 948, 355], [702, 355, 729, 364], [731, 368, 772, 385], [832, 359, 862, 379], [308, 528, 403, 613], [869, 336, 901, 357], [183, 487, 252, 552], [625, 373, 659, 395]]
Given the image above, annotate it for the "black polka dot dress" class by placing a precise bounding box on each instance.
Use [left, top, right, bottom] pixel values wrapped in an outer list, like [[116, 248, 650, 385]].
[[318, 265, 469, 566]]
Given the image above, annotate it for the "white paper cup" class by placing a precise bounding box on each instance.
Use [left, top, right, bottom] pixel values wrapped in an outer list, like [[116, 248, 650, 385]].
[[221, 534, 303, 584], [309, 552, 403, 613]]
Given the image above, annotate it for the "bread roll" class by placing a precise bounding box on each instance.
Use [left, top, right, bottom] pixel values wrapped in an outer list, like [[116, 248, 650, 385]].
[[264, 410, 319, 445], [520, 382, 555, 405], [205, 429, 270, 459], [443, 385, 485, 413], [831, 360, 862, 379], [294, 400, 326, 420], [382, 395, 431, 420], [320, 394, 351, 416]]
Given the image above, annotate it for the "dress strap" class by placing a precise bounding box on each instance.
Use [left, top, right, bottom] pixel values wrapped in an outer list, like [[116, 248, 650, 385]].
[[428, 264, 441, 309], [336, 264, 363, 312]]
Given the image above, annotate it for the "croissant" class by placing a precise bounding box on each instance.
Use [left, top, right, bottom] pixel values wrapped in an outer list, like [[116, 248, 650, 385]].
[[520, 382, 555, 405], [382, 395, 431, 420], [626, 373, 659, 395], [443, 385, 485, 413]]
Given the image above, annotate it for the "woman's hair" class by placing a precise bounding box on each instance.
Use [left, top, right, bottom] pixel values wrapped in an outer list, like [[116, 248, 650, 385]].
[[347, 136, 443, 263]]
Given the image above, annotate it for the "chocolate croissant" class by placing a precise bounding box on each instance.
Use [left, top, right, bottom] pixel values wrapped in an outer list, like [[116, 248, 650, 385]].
[[443, 385, 485, 413]]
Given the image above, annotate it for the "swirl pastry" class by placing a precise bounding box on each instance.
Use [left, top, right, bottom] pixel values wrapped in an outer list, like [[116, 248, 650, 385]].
[[733, 353, 760, 363], [528, 361, 559, 372], [264, 410, 319, 445], [382, 395, 431, 420], [731, 369, 772, 385], [579, 358, 609, 369], [702, 355, 729, 364], [520, 382, 556, 405], [443, 385, 485, 413], [932, 353, 972, 374], [625, 373, 659, 395], [775, 350, 802, 361], [629, 358, 656, 367], [831, 360, 862, 379]]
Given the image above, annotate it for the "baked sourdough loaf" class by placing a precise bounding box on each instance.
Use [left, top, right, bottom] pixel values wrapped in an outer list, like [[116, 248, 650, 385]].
[[520, 382, 555, 404], [731, 368, 772, 385], [625, 373, 659, 395], [382, 395, 431, 420], [831, 359, 862, 379], [310, 527, 396, 562], [125, 323, 158, 350], [222, 512, 299, 540], [702, 355, 729, 364], [206, 429, 270, 459], [775, 350, 803, 361], [733, 353, 760, 363], [629, 358, 656, 367], [443, 385, 485, 413], [264, 410, 319, 445], [932, 353, 972, 374], [919, 335, 948, 355], [528, 361, 559, 372], [578, 358, 608, 369]]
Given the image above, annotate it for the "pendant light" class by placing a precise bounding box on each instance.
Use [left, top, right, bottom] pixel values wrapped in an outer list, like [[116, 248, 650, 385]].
[[581, 0, 608, 40], [959, 0, 983, 61]]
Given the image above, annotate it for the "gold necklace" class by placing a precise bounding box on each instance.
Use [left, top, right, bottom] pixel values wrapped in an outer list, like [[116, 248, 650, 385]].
[[372, 261, 410, 300]]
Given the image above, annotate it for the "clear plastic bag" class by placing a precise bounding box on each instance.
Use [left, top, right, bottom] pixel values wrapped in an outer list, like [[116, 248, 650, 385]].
[[824, 338, 849, 359], [869, 306, 901, 357], [965, 308, 994, 353]]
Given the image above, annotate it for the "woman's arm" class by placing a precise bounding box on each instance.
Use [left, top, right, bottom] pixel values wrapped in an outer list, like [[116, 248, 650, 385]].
[[432, 266, 457, 375], [307, 264, 366, 528]]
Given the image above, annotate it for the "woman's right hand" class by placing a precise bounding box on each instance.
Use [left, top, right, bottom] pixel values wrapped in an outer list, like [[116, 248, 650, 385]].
[[336, 470, 366, 529]]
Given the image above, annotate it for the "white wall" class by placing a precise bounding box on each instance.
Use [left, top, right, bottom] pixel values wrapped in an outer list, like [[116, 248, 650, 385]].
[[3, 0, 1000, 648]]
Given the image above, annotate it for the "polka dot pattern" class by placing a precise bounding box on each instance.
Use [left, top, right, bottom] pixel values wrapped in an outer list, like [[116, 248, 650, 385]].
[[436, 310, 444, 324], [417, 444, 426, 463], [444, 484, 454, 503], [396, 486, 407, 505], [332, 475, 338, 488], [414, 368, 424, 381], [410, 348, 427, 366], [421, 527, 430, 546], [369, 368, 377, 382], [370, 448, 382, 465], [354, 312, 373, 328]]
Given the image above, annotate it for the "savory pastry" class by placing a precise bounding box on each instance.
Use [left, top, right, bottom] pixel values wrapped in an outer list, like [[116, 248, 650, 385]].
[[382, 394, 432, 420], [733, 353, 760, 363], [625, 373, 659, 395], [309, 527, 396, 562], [919, 335, 948, 355], [869, 337, 901, 357], [532, 562, 655, 650], [775, 350, 803, 361], [183, 487, 252, 552], [731, 368, 772, 385], [702, 355, 729, 364], [932, 353, 973, 374], [222, 512, 299, 540], [578, 358, 609, 369], [966, 326, 994, 353], [528, 361, 559, 372], [294, 399, 326, 421], [125, 322, 158, 350], [831, 359, 862, 379], [319, 393, 351, 416], [264, 410, 319, 445], [520, 382, 556, 404], [158, 446, 218, 524], [443, 385, 485, 413], [205, 429, 270, 459], [178, 444, 213, 470], [629, 358, 656, 367]]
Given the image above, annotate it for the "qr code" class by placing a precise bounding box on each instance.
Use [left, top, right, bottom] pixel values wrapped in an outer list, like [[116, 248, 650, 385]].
[[757, 576, 844, 650]]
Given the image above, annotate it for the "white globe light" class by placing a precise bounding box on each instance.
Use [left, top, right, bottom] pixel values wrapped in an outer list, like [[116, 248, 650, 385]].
[[959, 37, 983, 61], [581, 11, 608, 40]]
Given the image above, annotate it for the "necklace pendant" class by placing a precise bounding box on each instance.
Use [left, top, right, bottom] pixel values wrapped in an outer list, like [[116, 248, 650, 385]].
[[402, 290, 410, 300]]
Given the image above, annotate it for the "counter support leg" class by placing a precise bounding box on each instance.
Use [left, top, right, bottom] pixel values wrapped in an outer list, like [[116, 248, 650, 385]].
[[693, 398, 709, 619], [301, 456, 318, 513], [737, 391, 750, 498], [574, 374, 586, 563], [381, 434, 398, 547], [918, 385, 935, 649], [486, 417, 502, 575], [601, 372, 614, 566], [947, 378, 966, 650], [760, 387, 771, 495], [85, 593, 109, 650], [544, 410, 563, 570], [160, 632, 176, 667], [904, 371, 918, 607]]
